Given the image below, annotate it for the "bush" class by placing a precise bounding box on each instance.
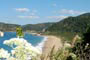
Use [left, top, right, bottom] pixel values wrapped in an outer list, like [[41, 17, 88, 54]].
[[72, 27, 90, 60]]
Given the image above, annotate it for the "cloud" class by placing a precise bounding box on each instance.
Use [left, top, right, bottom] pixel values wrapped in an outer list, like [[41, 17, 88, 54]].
[[59, 9, 85, 15], [15, 8, 29, 12], [18, 15, 40, 19], [47, 16, 67, 20]]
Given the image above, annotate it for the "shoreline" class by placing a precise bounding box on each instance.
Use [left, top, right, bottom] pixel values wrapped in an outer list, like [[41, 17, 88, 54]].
[[35, 35, 63, 54], [35, 36, 48, 53], [42, 35, 63, 56]]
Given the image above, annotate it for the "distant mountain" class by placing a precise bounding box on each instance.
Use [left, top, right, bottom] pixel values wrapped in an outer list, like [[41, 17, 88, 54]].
[[1, 13, 90, 35], [47, 13, 90, 33], [0, 22, 20, 32], [22, 23, 54, 32], [46, 13, 90, 41], [0, 22, 54, 32]]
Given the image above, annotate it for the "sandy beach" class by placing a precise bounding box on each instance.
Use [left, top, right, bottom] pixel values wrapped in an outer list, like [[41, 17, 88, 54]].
[[42, 35, 63, 58]]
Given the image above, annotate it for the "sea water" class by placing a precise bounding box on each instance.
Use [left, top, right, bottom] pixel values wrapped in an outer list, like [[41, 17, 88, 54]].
[[0, 32, 44, 52]]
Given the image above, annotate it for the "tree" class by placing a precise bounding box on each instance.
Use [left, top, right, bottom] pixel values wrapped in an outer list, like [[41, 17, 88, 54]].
[[16, 27, 24, 38]]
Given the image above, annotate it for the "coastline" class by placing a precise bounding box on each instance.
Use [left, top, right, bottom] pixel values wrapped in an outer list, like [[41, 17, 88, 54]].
[[2, 32, 62, 55], [35, 36, 48, 53], [35, 35, 63, 55], [42, 35, 63, 56]]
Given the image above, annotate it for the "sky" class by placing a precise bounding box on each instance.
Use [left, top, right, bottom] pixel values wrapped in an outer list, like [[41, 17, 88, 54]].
[[0, 0, 90, 25]]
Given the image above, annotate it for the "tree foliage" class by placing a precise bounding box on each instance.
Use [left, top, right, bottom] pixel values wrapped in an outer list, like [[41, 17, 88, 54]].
[[16, 27, 24, 38], [73, 27, 90, 60], [46, 13, 90, 41]]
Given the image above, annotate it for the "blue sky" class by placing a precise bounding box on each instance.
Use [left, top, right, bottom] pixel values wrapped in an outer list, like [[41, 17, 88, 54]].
[[0, 0, 90, 25]]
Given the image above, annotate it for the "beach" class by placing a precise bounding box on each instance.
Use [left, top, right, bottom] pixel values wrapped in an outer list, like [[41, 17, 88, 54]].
[[42, 35, 63, 57]]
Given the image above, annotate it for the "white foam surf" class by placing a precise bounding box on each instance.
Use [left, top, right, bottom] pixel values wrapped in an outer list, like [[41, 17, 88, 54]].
[[35, 36, 48, 53]]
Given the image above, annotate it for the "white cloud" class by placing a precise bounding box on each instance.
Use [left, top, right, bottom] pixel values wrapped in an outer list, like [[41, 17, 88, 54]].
[[47, 16, 67, 20], [18, 15, 40, 19], [59, 9, 85, 15], [15, 8, 29, 12]]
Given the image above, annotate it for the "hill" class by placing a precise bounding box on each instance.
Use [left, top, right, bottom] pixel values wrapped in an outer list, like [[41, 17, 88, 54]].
[[22, 23, 54, 32], [0, 22, 20, 32], [46, 13, 90, 41], [0, 22, 54, 32]]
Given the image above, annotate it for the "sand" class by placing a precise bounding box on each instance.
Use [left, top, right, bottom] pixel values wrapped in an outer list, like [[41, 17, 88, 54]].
[[42, 35, 63, 58]]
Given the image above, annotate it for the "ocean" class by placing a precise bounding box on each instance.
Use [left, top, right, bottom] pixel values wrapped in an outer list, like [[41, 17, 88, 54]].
[[0, 32, 45, 52]]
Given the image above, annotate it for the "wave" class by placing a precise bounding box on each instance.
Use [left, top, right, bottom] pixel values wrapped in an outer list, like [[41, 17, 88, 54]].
[[35, 36, 48, 53]]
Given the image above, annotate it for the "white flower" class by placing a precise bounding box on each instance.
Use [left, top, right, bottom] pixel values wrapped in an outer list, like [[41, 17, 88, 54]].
[[0, 48, 10, 58], [4, 38, 28, 47], [3, 38, 41, 59]]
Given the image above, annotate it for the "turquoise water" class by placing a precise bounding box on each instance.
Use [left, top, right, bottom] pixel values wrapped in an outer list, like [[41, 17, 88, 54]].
[[0, 32, 44, 52]]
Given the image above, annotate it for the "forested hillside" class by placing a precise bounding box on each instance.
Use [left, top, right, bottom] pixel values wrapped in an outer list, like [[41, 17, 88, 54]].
[[0, 22, 20, 32], [46, 13, 90, 41], [0, 22, 54, 32], [22, 23, 54, 32]]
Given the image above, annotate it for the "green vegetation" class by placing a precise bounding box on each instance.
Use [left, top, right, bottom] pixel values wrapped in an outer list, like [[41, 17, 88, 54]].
[[16, 27, 24, 38], [40, 13, 90, 60], [0, 22, 54, 32], [0, 22, 20, 32], [35, 44, 77, 60], [39, 27, 90, 60], [46, 13, 90, 41], [22, 23, 54, 32], [72, 27, 90, 60]]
